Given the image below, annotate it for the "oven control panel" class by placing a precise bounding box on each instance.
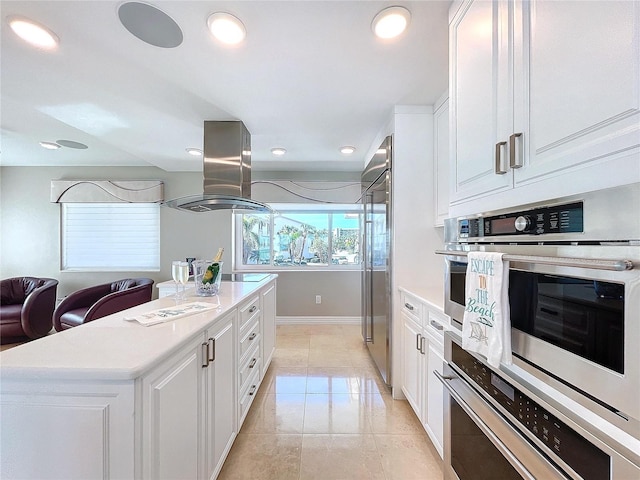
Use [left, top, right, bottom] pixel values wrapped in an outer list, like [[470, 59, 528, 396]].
[[451, 344, 609, 479], [457, 201, 583, 238]]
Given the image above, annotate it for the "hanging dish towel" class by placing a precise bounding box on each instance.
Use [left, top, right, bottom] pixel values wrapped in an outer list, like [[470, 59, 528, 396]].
[[462, 251, 512, 368]]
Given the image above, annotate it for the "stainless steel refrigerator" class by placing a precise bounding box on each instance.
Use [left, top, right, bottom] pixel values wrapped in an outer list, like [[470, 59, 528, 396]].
[[361, 136, 392, 386]]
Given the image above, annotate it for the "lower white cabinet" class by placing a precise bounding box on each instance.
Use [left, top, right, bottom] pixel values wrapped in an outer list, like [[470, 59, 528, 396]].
[[399, 290, 448, 458], [401, 310, 423, 414], [141, 334, 203, 480], [203, 313, 236, 480], [425, 329, 445, 456], [141, 311, 236, 480]]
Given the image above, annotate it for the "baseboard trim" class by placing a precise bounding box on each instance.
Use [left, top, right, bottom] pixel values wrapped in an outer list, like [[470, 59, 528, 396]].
[[276, 316, 360, 325]]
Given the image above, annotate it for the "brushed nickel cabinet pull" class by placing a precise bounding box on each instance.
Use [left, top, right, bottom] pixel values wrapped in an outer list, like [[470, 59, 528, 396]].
[[509, 132, 523, 168], [249, 305, 257, 313], [249, 358, 257, 369], [404, 302, 414, 311], [202, 343, 209, 368], [248, 332, 257, 341], [420, 335, 426, 355], [495, 141, 508, 174], [208, 337, 215, 362], [416, 333, 421, 351], [430, 320, 444, 331], [249, 385, 257, 396]]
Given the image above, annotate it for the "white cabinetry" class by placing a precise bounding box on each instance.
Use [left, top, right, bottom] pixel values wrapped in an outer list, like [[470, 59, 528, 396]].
[[449, 0, 640, 212], [0, 382, 134, 480], [141, 335, 202, 479], [399, 290, 448, 458], [141, 311, 236, 480], [1, 276, 278, 480], [401, 298, 423, 413], [203, 313, 236, 480], [237, 295, 262, 425]]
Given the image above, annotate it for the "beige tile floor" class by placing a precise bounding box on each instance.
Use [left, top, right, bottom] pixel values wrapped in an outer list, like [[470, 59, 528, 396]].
[[218, 324, 443, 480]]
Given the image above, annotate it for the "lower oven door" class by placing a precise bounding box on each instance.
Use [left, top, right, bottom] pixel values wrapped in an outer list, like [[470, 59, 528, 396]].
[[438, 365, 567, 480]]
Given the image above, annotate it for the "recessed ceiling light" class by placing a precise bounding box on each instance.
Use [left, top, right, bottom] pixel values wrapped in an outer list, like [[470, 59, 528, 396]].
[[207, 12, 246, 45], [8, 15, 59, 50], [39, 141, 61, 150], [186, 148, 203, 156], [340, 146, 356, 155], [271, 147, 286, 156], [372, 6, 411, 39]]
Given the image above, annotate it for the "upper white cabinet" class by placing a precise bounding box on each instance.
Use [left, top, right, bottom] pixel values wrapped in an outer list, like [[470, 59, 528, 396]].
[[449, 0, 640, 209]]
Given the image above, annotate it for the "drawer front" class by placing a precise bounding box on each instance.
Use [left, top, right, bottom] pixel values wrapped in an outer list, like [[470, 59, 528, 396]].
[[239, 296, 260, 330], [239, 344, 261, 393], [401, 292, 423, 325], [239, 320, 261, 362], [238, 366, 261, 424], [426, 309, 449, 346]]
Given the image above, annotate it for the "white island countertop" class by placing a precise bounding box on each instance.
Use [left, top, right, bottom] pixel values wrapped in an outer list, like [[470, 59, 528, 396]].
[[0, 275, 277, 382]]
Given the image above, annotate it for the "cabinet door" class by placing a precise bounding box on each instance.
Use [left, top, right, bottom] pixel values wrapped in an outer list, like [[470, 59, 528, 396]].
[[142, 335, 203, 480], [426, 338, 445, 459], [401, 313, 423, 416], [203, 312, 236, 480], [261, 283, 276, 376], [450, 0, 513, 202], [514, 0, 640, 187]]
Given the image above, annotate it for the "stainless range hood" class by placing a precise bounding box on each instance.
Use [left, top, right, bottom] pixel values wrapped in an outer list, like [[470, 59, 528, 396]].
[[164, 121, 270, 212]]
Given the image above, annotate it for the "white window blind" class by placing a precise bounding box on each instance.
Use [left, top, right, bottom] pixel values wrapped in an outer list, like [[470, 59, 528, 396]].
[[62, 203, 160, 271]]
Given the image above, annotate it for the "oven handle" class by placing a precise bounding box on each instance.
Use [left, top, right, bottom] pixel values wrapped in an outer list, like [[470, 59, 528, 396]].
[[435, 249, 634, 271], [436, 370, 539, 480]]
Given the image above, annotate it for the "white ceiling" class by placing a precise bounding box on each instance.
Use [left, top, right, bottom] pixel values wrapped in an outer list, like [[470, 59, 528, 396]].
[[0, 1, 450, 173]]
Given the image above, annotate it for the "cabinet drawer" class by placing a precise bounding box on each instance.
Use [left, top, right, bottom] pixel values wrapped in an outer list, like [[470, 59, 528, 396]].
[[239, 367, 261, 424], [239, 296, 260, 330], [401, 292, 423, 325], [239, 344, 261, 393], [426, 309, 449, 346], [239, 320, 260, 362]]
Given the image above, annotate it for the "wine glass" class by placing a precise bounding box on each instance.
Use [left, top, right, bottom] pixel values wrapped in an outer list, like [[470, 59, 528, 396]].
[[171, 260, 185, 301], [176, 261, 189, 301]]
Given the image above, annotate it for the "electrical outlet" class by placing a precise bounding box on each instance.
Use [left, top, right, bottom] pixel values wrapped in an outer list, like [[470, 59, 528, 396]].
[[315, 295, 321, 304]]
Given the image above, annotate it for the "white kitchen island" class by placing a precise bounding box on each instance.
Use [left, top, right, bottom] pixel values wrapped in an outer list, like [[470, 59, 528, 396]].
[[0, 274, 277, 480]]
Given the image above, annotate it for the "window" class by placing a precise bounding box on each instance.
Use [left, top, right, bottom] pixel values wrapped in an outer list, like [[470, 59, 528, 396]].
[[234, 204, 361, 270], [61, 203, 160, 271]]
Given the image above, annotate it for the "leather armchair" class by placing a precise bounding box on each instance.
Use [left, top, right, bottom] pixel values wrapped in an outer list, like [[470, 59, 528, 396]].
[[53, 278, 154, 331], [1, 277, 59, 344]]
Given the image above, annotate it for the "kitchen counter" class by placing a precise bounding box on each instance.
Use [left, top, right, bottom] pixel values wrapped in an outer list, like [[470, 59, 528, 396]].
[[398, 285, 445, 311], [0, 275, 277, 381]]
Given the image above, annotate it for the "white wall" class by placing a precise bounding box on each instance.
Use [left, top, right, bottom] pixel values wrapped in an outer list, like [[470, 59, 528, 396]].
[[0, 166, 362, 318]]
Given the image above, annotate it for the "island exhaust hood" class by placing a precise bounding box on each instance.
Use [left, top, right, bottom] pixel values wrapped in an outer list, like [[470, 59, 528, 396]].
[[164, 121, 270, 212]]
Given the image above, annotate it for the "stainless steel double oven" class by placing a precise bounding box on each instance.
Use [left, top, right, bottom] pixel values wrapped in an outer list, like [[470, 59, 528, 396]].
[[439, 184, 640, 479]]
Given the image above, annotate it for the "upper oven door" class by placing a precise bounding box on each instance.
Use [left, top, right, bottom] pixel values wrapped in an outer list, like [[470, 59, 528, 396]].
[[442, 242, 640, 433]]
